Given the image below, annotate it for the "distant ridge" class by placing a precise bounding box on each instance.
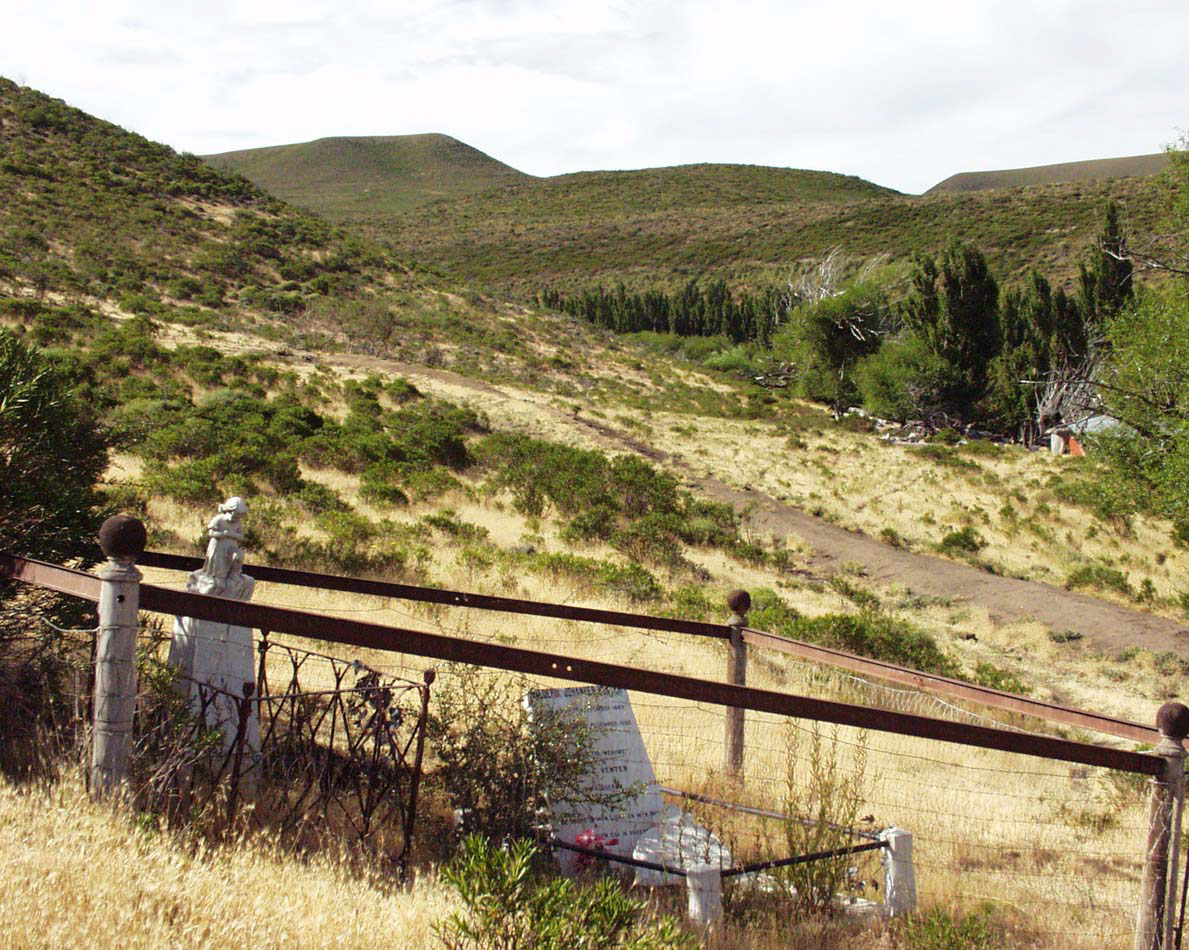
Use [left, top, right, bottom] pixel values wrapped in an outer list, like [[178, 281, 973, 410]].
[[927, 153, 1169, 194], [204, 134, 533, 218]]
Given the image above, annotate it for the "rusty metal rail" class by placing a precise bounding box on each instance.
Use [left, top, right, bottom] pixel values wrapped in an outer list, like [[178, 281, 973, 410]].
[[136, 550, 731, 640], [0, 555, 100, 601], [742, 627, 1156, 744], [0, 554, 1162, 776], [135, 550, 1157, 745]]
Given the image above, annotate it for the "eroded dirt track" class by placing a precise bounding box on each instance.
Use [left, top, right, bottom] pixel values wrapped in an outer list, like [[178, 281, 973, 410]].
[[308, 351, 1189, 659]]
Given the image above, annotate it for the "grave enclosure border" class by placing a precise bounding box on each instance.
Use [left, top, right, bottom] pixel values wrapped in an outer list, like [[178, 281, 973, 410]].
[[3, 541, 1187, 947]]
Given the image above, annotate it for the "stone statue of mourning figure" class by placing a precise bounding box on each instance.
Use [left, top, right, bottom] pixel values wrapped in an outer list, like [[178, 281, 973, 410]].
[[168, 497, 260, 763]]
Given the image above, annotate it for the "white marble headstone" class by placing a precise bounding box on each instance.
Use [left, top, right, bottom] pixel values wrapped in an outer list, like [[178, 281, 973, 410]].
[[526, 685, 663, 876]]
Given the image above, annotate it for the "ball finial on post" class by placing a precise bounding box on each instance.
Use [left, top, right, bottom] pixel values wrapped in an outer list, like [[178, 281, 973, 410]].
[[98, 515, 147, 561], [1156, 702, 1189, 741], [726, 589, 751, 620], [92, 515, 145, 800]]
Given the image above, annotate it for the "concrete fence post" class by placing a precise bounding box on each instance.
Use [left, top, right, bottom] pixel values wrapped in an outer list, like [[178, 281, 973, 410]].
[[880, 827, 916, 917], [91, 515, 146, 799], [724, 589, 749, 778], [1136, 702, 1189, 950], [685, 865, 723, 929]]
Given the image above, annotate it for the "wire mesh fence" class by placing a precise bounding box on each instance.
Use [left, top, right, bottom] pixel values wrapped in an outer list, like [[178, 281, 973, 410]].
[[320, 622, 1153, 947]]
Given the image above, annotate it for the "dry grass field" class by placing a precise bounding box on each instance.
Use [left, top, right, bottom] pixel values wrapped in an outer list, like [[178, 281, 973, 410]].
[[0, 778, 458, 949]]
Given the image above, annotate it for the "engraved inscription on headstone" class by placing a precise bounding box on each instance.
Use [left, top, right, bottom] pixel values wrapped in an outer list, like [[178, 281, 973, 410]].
[[527, 685, 663, 876]]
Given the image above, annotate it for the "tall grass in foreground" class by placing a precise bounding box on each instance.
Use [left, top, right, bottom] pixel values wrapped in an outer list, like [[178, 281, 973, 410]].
[[0, 778, 457, 949]]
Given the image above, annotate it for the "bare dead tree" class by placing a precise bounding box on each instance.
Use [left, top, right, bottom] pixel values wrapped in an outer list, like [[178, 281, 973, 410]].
[[786, 247, 848, 306], [784, 248, 897, 346], [1102, 243, 1189, 280], [1022, 341, 1105, 445]]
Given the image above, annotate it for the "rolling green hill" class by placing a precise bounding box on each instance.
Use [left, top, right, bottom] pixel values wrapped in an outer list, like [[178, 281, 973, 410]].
[[366, 165, 1166, 297], [927, 153, 1169, 194], [204, 134, 533, 218], [0, 78, 589, 382], [0, 77, 737, 407], [204, 128, 1168, 302]]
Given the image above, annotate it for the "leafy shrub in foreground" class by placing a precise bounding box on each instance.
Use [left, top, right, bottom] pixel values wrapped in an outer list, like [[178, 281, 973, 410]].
[[437, 836, 693, 949], [427, 666, 623, 843]]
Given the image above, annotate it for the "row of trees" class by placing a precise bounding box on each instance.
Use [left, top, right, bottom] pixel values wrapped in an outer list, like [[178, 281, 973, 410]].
[[538, 279, 785, 346], [788, 204, 1132, 436]]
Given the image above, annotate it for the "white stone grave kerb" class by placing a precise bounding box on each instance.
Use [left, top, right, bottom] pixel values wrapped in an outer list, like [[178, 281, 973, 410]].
[[168, 496, 260, 760]]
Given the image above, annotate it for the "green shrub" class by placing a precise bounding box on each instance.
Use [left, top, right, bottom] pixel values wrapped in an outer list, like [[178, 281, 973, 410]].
[[913, 444, 980, 472], [427, 666, 626, 843], [938, 526, 984, 556], [477, 433, 739, 567], [1065, 563, 1133, 598], [797, 611, 962, 678], [526, 552, 663, 603], [971, 662, 1030, 695], [0, 329, 109, 567], [777, 722, 872, 915], [436, 835, 693, 950], [827, 575, 881, 609], [423, 510, 489, 543], [854, 333, 946, 421], [897, 905, 999, 950]]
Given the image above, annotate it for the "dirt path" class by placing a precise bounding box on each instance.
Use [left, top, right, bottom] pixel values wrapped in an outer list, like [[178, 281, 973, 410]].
[[697, 477, 1189, 655], [298, 350, 1189, 659]]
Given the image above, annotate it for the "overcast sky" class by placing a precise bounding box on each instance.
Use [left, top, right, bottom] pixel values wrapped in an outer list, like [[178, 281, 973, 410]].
[[4, 0, 1187, 194]]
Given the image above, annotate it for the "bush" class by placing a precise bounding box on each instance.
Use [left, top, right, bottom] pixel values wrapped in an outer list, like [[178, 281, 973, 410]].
[[427, 666, 623, 842], [971, 662, 1030, 695], [775, 280, 887, 414], [0, 329, 110, 565], [897, 905, 999, 950], [1065, 563, 1133, 598], [796, 611, 962, 678], [477, 434, 739, 566], [436, 835, 693, 950], [776, 722, 872, 915], [937, 526, 984, 556], [854, 333, 946, 421], [526, 552, 663, 603]]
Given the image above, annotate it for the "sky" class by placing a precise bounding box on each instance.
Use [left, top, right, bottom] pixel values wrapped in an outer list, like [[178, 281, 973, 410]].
[[3, 0, 1187, 194]]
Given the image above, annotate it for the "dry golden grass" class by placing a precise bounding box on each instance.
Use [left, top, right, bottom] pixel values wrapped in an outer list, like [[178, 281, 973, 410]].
[[130, 549, 1154, 948], [0, 778, 457, 949], [638, 407, 1189, 609]]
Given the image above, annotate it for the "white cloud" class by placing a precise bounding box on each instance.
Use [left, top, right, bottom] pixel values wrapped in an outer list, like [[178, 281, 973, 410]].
[[1, 0, 1186, 192]]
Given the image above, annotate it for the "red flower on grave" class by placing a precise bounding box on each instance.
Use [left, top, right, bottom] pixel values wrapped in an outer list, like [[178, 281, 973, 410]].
[[574, 829, 620, 874]]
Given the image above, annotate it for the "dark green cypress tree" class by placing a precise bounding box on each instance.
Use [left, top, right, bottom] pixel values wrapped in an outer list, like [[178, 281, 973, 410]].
[[1078, 201, 1133, 328]]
